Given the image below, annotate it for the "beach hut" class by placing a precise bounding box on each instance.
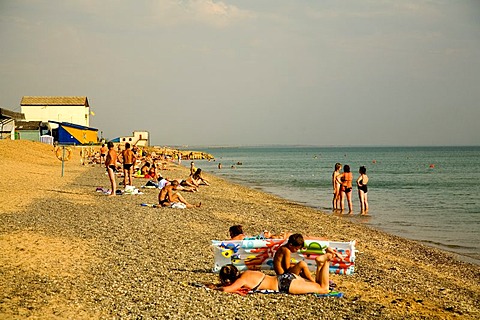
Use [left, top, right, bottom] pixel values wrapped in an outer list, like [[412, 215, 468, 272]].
[[15, 120, 50, 142], [49, 121, 98, 145]]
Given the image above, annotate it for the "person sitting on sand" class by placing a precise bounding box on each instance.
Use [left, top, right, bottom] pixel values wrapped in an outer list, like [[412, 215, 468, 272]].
[[191, 168, 210, 186], [229, 225, 245, 240], [210, 253, 334, 295], [140, 162, 150, 176], [179, 176, 200, 191], [144, 166, 158, 181], [273, 233, 316, 282], [157, 180, 200, 208]]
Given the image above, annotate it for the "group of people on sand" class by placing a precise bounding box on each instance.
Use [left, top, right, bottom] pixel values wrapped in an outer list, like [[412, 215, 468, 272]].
[[104, 142, 139, 196], [102, 144, 346, 295], [103, 142, 208, 205], [332, 163, 369, 214], [209, 230, 342, 295]]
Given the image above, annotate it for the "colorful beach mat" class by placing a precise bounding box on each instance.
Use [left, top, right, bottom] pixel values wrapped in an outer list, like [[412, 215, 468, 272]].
[[212, 238, 356, 275]]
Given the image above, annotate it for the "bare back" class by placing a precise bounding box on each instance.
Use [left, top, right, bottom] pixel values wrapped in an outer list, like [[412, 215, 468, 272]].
[[121, 149, 135, 165], [105, 149, 117, 167], [273, 246, 291, 275], [222, 271, 278, 293]]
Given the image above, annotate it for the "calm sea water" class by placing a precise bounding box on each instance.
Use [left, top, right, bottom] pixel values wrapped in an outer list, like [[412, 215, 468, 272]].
[[193, 146, 480, 264]]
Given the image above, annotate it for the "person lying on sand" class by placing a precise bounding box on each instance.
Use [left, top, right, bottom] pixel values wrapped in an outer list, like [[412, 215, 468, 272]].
[[229, 225, 245, 240], [207, 254, 334, 295], [227, 226, 291, 240]]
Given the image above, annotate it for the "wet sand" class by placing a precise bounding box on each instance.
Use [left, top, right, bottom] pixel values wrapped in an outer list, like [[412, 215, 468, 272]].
[[0, 140, 479, 319]]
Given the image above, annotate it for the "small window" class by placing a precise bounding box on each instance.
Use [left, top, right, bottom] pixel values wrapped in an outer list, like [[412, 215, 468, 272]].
[[129, 138, 132, 141]]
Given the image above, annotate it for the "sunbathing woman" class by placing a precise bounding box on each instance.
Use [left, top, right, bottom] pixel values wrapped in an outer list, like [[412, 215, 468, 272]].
[[191, 168, 210, 186], [212, 253, 334, 295]]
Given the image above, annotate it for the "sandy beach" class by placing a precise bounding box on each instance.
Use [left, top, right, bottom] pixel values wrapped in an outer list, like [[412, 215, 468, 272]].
[[0, 140, 479, 319]]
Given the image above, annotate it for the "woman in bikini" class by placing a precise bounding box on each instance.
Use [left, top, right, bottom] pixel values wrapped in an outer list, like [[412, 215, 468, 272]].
[[212, 253, 334, 295], [356, 166, 369, 214], [336, 164, 353, 213]]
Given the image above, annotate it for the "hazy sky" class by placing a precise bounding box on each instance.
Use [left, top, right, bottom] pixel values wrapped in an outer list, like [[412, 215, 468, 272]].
[[1, 0, 479, 147]]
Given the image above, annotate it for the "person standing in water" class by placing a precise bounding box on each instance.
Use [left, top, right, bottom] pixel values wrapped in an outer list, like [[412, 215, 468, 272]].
[[332, 163, 342, 211], [356, 166, 369, 214], [336, 165, 353, 213]]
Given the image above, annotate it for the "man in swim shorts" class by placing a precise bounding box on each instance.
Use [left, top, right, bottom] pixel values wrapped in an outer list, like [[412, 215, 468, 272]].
[[105, 141, 118, 196], [100, 144, 107, 165], [120, 142, 136, 187], [158, 180, 201, 208]]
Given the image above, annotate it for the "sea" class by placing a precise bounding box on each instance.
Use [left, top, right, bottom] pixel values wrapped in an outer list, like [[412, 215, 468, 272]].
[[192, 146, 480, 265]]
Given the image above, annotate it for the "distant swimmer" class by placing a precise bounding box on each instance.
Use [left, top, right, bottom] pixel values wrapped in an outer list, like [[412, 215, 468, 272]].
[[429, 164, 435, 169]]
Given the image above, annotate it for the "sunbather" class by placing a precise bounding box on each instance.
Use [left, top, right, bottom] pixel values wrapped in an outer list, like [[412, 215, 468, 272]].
[[158, 180, 200, 208], [212, 254, 334, 295]]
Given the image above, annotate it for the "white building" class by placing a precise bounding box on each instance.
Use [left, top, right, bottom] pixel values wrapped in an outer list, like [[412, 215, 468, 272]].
[[20, 96, 91, 128], [117, 131, 150, 147], [0, 108, 25, 140]]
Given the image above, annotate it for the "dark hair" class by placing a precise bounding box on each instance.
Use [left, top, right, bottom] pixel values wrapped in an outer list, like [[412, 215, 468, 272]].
[[125, 142, 131, 149], [287, 233, 305, 247], [359, 166, 367, 174], [229, 225, 244, 238], [219, 264, 240, 285], [107, 141, 114, 148], [343, 165, 350, 173], [335, 163, 342, 170]]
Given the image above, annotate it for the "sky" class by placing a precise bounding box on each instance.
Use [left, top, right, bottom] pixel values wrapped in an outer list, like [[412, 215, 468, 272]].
[[1, 0, 479, 147]]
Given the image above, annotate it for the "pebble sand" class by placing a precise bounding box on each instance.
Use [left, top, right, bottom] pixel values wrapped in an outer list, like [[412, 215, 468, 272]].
[[0, 140, 479, 319]]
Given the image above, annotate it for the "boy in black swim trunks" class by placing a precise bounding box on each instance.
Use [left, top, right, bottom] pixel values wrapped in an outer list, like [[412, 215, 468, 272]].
[[273, 234, 315, 282], [105, 141, 118, 196]]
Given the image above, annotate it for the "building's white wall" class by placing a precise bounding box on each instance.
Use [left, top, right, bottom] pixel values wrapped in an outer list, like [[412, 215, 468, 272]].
[[119, 131, 150, 147], [0, 119, 15, 139], [133, 131, 149, 140], [21, 105, 89, 126]]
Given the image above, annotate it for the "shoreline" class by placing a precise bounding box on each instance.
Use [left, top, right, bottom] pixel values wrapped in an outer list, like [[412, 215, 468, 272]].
[[1, 141, 479, 319], [200, 171, 480, 266]]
